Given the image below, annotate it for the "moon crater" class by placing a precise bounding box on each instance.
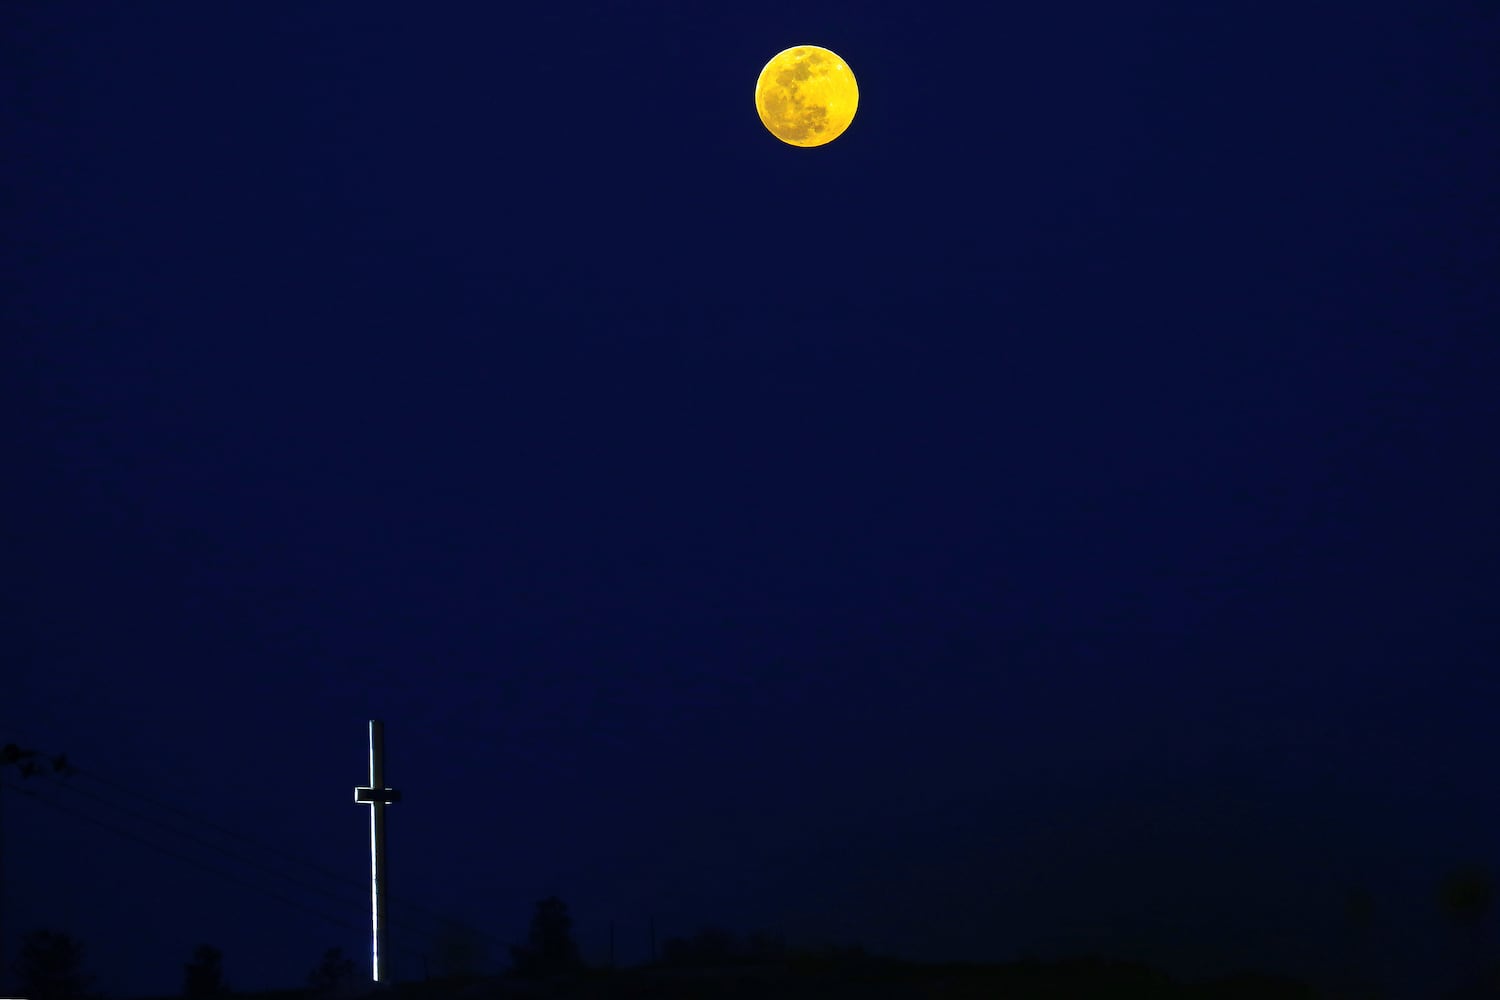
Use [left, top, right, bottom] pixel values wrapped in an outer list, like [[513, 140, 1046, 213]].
[[755, 45, 858, 147]]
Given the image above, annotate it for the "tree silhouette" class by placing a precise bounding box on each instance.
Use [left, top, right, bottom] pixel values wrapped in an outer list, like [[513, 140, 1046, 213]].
[[1439, 863, 1495, 990], [182, 943, 227, 998], [306, 947, 357, 997], [0, 745, 73, 779], [17, 930, 93, 1000], [746, 928, 787, 964], [509, 897, 582, 978], [1441, 864, 1495, 929], [1341, 885, 1379, 996]]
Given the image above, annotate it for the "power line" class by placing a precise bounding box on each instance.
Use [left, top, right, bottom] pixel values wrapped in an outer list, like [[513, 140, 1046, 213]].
[[1, 780, 434, 964], [34, 772, 369, 911], [75, 767, 357, 890], [14, 749, 513, 952], [70, 767, 511, 948]]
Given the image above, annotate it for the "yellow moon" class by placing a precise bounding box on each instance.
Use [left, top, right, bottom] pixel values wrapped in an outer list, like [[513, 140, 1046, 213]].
[[754, 45, 858, 147]]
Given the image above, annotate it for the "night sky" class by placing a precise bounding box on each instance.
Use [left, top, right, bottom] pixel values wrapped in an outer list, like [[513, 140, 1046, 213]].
[[4, 2, 1498, 997]]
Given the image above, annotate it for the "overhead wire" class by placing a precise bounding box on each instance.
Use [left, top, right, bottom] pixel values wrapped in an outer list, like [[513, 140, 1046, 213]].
[[72, 764, 507, 942], [26, 771, 368, 911], [7, 750, 512, 956], [74, 766, 362, 889], [1, 780, 434, 964]]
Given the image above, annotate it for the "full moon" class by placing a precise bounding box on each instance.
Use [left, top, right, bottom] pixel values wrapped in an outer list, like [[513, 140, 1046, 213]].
[[754, 45, 859, 147]]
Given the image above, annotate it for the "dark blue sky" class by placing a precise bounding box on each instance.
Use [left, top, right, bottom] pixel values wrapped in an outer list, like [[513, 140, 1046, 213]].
[[4, 2, 1498, 997]]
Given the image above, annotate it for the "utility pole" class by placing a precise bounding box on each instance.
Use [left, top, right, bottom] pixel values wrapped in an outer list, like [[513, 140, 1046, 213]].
[[354, 722, 401, 983], [0, 763, 6, 995]]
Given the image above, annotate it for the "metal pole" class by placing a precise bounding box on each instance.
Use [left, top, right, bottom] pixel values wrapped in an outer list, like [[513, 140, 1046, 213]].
[[0, 779, 7, 995], [356, 722, 399, 983], [369, 721, 389, 983]]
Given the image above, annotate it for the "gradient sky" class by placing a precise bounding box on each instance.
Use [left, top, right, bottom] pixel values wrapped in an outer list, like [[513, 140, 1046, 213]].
[[4, 3, 1498, 997]]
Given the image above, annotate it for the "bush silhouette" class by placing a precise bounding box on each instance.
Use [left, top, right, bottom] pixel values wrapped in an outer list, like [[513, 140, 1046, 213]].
[[182, 944, 227, 998], [18, 929, 93, 1000], [307, 947, 357, 997], [509, 896, 583, 978]]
